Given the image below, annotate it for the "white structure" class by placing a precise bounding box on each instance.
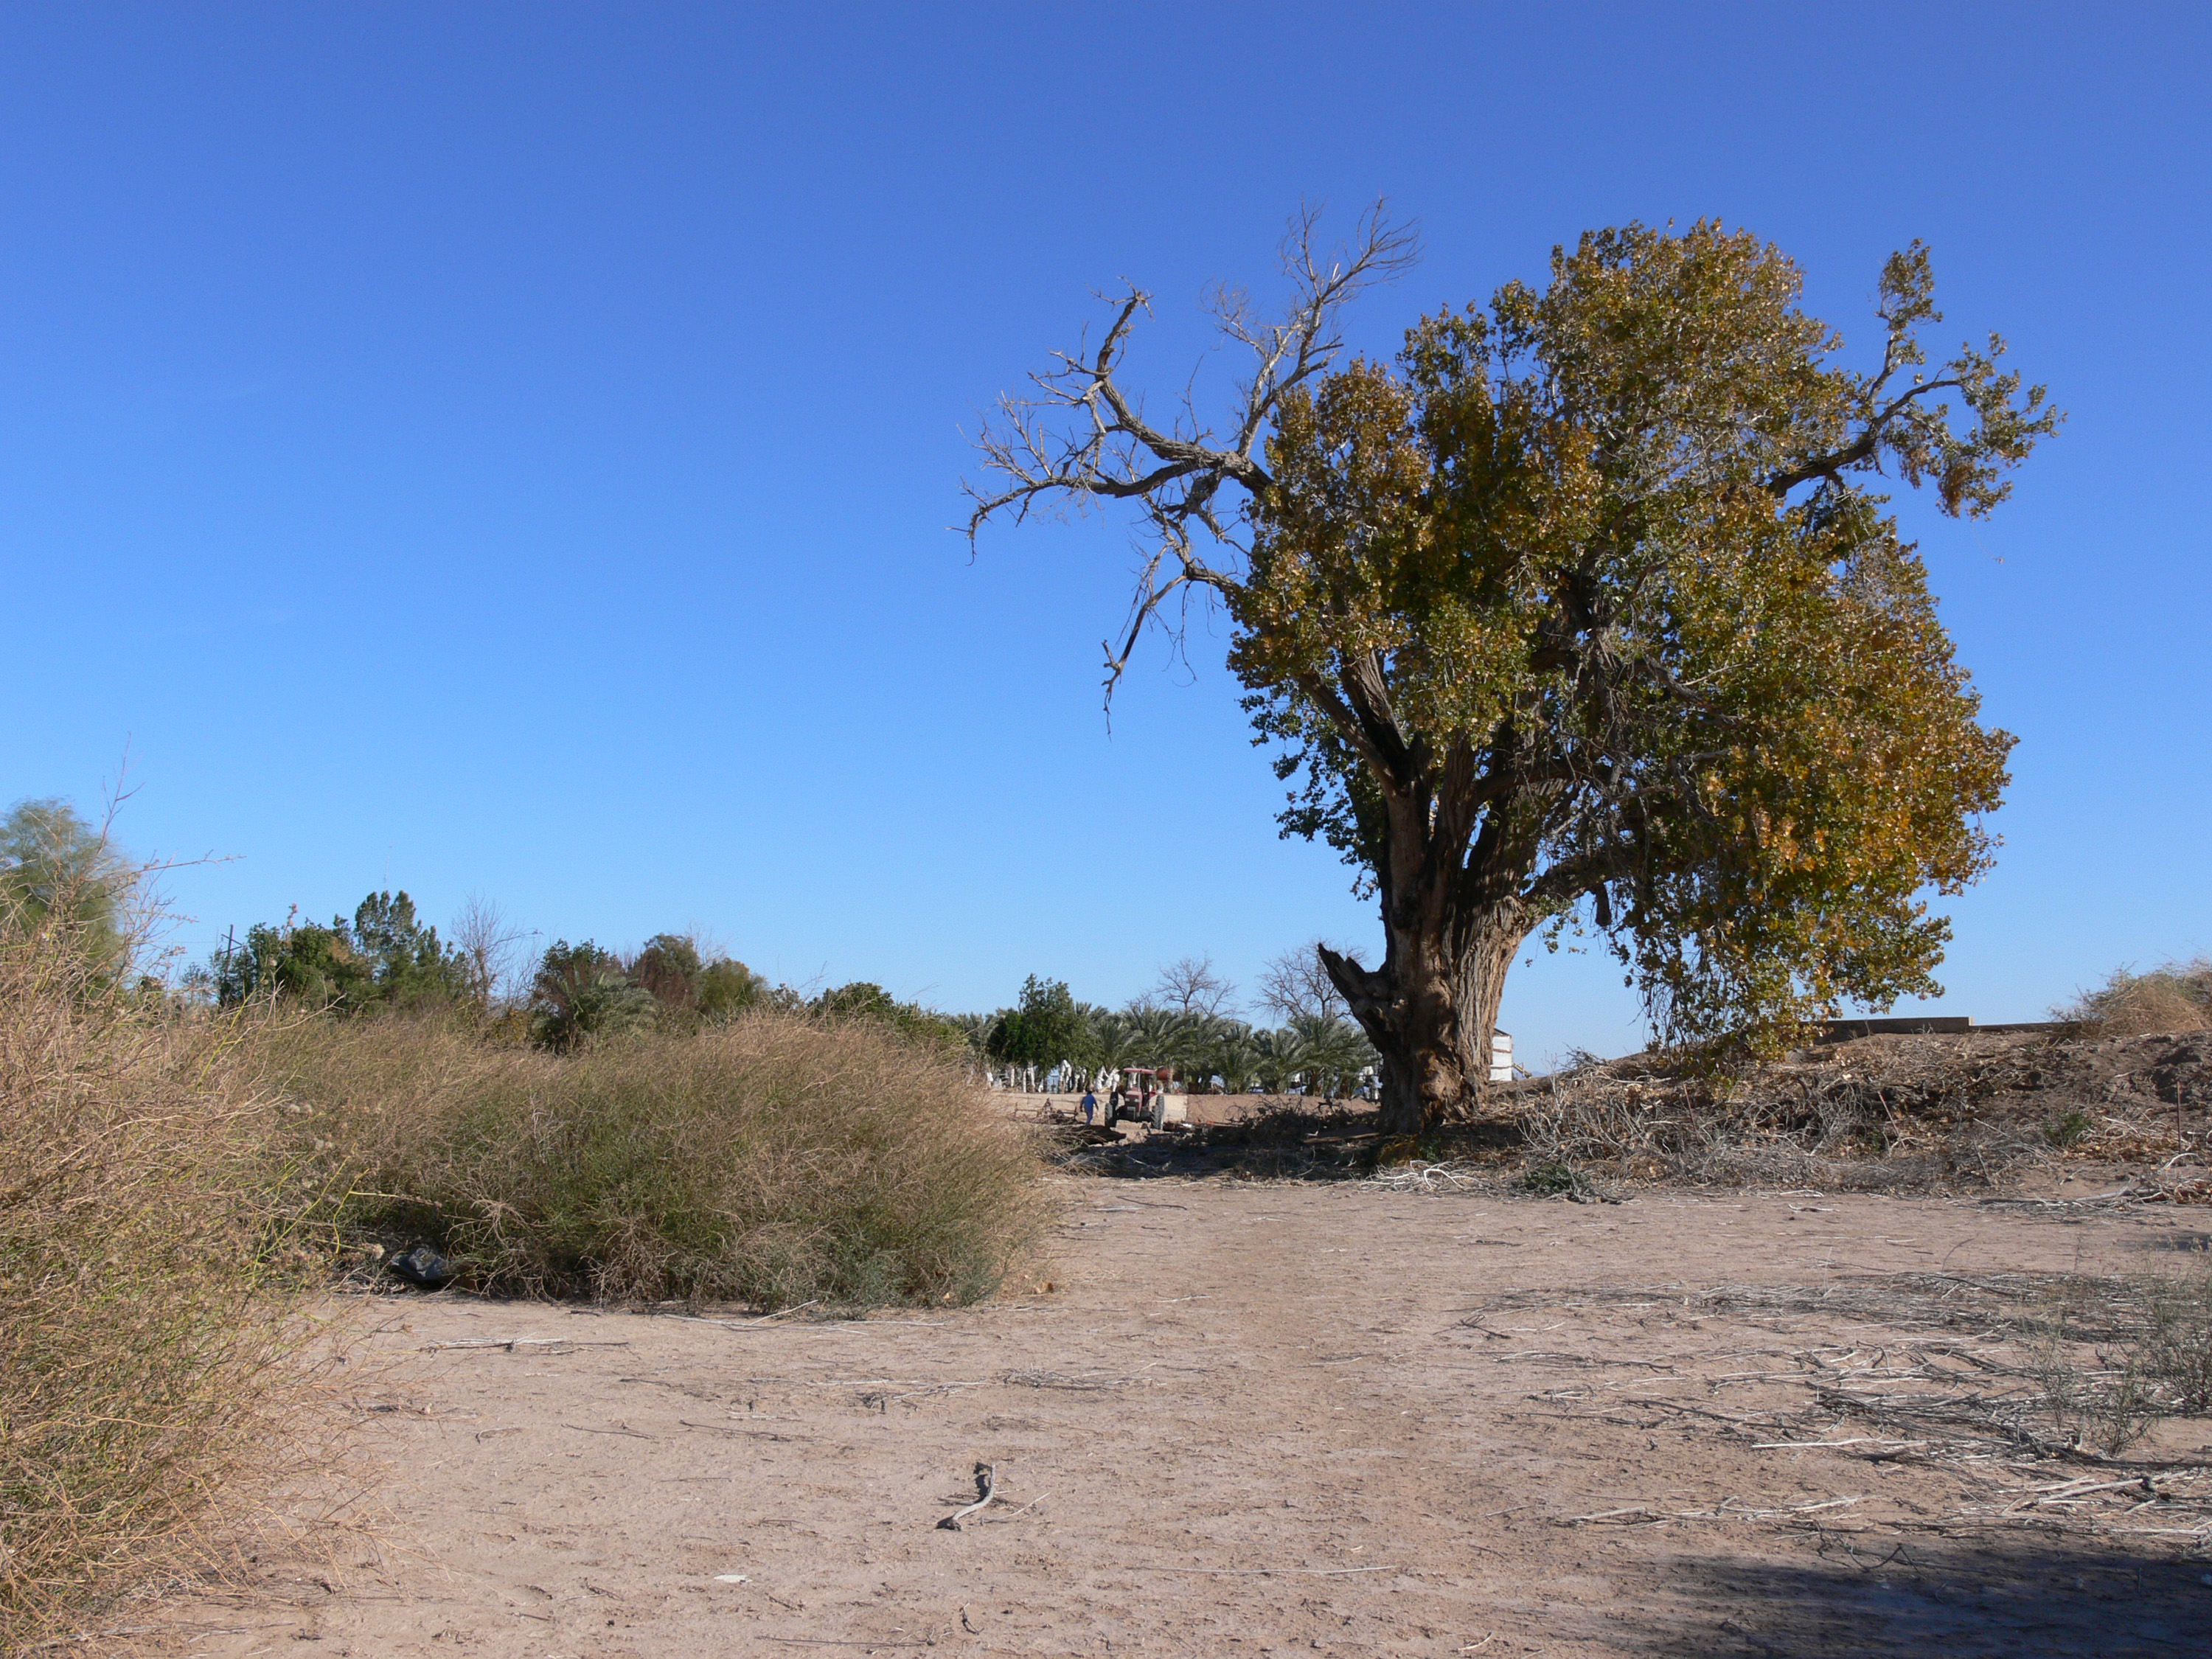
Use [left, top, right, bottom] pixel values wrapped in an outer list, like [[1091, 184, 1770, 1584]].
[[1489, 1030, 1514, 1084]]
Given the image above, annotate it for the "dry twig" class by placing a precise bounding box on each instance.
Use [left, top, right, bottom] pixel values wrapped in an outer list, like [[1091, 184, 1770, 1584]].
[[935, 1462, 997, 1531]]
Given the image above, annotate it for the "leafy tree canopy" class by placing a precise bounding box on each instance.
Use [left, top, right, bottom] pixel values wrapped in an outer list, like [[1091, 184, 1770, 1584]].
[[220, 890, 470, 1013], [696, 956, 767, 1020], [0, 798, 134, 972], [1234, 223, 2045, 1044], [627, 933, 768, 1027], [813, 980, 968, 1051], [633, 932, 706, 1008], [987, 975, 1098, 1069]]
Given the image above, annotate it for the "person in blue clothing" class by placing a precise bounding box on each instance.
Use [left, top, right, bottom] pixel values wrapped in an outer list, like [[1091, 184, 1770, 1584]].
[[1079, 1087, 1098, 1125]]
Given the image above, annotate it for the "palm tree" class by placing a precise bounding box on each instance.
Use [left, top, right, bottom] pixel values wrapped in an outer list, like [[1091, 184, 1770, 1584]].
[[1288, 1014, 1378, 1097], [1251, 1026, 1304, 1095], [1122, 1004, 1200, 1075], [1088, 1009, 1147, 1077], [1205, 1020, 1262, 1094], [529, 941, 655, 1053]]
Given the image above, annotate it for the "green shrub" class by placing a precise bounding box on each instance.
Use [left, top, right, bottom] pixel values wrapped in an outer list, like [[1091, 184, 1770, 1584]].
[[1517, 1158, 1591, 1198], [216, 890, 474, 1013], [526, 939, 655, 1051], [2043, 1109, 2095, 1148], [635, 934, 767, 1025], [263, 1011, 1048, 1308]]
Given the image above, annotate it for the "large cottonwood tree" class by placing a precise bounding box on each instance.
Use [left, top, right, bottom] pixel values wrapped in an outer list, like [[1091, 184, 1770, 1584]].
[[968, 213, 2056, 1135]]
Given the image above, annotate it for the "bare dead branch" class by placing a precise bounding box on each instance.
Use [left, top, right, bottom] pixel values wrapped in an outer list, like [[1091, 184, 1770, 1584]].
[[965, 201, 1419, 705]]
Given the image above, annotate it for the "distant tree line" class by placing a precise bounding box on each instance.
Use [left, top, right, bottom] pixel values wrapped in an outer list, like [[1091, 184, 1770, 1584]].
[[207, 894, 772, 1046], [196, 876, 1368, 1087], [525, 933, 770, 1051], [968, 951, 1379, 1096], [214, 892, 474, 1013], [202, 885, 972, 1057], [195, 885, 1363, 1093]]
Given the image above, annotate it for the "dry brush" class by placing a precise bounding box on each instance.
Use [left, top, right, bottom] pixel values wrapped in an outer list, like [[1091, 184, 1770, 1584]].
[[258, 1009, 1051, 1309], [0, 929, 325, 1650]]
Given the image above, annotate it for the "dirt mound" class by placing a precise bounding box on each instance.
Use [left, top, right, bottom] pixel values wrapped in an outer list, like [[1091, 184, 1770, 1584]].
[[1511, 1027, 2210, 1192]]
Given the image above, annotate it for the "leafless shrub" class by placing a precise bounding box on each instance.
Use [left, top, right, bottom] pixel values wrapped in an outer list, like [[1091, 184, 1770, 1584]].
[[448, 893, 535, 1010], [2025, 1321, 2162, 1455], [2018, 1270, 2212, 1452], [2134, 1269, 2212, 1413]]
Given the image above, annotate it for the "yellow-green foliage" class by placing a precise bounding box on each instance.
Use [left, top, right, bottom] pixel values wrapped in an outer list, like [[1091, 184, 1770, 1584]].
[[0, 930, 308, 1649], [1234, 224, 2038, 1046], [260, 1012, 1048, 1308]]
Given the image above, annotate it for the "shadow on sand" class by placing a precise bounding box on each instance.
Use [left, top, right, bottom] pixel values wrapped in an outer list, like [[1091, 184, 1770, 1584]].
[[1618, 1532, 2208, 1658]]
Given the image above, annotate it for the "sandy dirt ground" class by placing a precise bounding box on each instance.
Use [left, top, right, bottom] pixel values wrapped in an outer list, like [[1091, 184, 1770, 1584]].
[[170, 1176, 2212, 1658]]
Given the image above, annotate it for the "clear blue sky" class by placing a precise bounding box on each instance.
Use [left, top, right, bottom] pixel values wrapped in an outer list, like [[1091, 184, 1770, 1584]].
[[4, 3, 2205, 1065]]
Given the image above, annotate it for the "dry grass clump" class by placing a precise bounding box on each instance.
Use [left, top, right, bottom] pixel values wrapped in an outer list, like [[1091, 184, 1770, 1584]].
[[2021, 1269, 2212, 1452], [2054, 956, 2212, 1036], [260, 1010, 1048, 1308], [0, 928, 316, 1651]]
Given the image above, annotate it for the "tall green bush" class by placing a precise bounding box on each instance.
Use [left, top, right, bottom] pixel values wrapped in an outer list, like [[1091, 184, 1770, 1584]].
[[0, 799, 135, 978], [217, 889, 470, 1012]]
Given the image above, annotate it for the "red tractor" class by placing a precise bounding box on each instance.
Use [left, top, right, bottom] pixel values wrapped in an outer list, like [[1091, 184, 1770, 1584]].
[[1105, 1067, 1187, 1130]]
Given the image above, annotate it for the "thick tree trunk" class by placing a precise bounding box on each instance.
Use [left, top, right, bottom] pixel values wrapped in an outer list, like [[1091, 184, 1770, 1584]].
[[1304, 669, 1551, 1140], [1322, 902, 1528, 1140]]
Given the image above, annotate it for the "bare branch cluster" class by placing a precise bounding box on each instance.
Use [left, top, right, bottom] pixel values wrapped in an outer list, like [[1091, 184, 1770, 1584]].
[[1253, 939, 1356, 1025], [450, 894, 538, 1006], [1146, 952, 1239, 1020], [964, 202, 1419, 700]]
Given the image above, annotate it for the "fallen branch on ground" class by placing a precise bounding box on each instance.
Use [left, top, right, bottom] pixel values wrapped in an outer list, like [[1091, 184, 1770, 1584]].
[[422, 1338, 633, 1352], [936, 1462, 996, 1530]]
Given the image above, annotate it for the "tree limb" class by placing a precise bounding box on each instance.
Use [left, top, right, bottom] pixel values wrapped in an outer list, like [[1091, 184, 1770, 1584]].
[[965, 202, 1419, 704]]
